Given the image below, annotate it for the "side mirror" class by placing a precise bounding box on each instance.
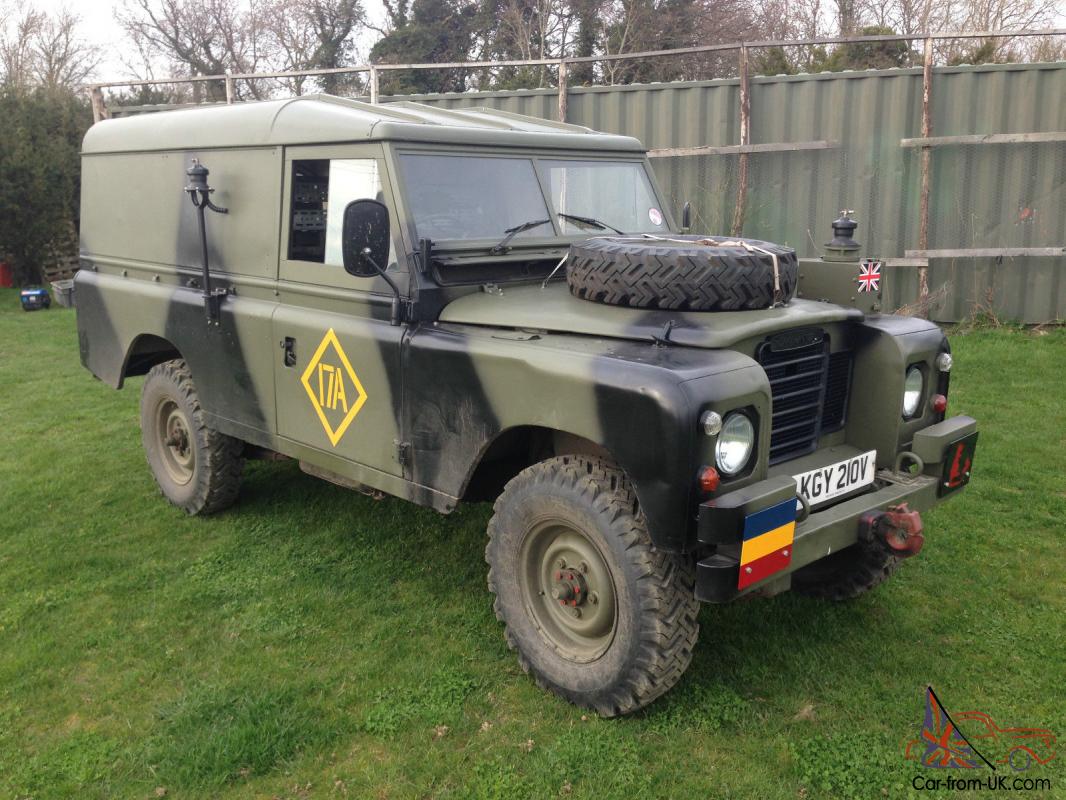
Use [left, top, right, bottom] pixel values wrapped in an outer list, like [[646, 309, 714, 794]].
[[681, 201, 692, 233], [342, 199, 391, 278]]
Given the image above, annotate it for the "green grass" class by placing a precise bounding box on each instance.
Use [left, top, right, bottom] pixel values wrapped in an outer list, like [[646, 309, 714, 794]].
[[0, 287, 1063, 799]]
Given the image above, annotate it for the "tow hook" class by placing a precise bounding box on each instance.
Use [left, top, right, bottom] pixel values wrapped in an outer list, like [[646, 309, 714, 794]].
[[859, 503, 924, 557]]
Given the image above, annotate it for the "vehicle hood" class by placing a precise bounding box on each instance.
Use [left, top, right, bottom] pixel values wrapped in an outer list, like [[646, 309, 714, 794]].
[[438, 282, 863, 349]]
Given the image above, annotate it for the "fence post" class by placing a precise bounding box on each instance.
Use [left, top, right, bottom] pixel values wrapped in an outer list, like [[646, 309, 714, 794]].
[[557, 60, 569, 122], [89, 86, 109, 123], [225, 72, 235, 104], [369, 66, 379, 104], [917, 36, 933, 306], [730, 45, 751, 237]]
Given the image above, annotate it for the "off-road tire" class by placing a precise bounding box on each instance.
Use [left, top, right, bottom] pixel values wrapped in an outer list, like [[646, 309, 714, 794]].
[[485, 455, 699, 716], [791, 538, 901, 601], [140, 359, 244, 515], [566, 235, 798, 311]]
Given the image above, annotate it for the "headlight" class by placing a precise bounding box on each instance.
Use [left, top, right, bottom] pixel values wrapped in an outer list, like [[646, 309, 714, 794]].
[[902, 366, 923, 417], [715, 412, 755, 475]]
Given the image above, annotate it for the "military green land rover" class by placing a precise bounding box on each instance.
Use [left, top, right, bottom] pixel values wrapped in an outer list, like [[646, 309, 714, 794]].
[[76, 95, 978, 716]]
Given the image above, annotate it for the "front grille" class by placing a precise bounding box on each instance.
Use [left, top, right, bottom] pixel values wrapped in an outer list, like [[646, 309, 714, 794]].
[[821, 350, 853, 431], [757, 331, 831, 464]]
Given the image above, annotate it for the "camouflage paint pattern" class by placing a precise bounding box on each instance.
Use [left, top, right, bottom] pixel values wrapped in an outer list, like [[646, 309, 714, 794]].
[[75, 95, 975, 600]]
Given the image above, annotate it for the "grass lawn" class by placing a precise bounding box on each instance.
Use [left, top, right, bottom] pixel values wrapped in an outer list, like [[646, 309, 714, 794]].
[[0, 286, 1063, 799]]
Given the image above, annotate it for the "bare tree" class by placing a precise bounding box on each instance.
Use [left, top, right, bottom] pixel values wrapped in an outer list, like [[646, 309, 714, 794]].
[[486, 0, 577, 87], [117, 0, 271, 100], [0, 3, 43, 89], [263, 0, 365, 95], [32, 7, 102, 88]]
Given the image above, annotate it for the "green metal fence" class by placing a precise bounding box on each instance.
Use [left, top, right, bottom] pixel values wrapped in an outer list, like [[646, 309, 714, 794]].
[[384, 61, 1066, 323]]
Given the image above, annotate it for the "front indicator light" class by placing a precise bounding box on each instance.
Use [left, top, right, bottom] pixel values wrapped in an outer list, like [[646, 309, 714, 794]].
[[697, 466, 720, 493], [902, 366, 923, 418], [700, 410, 723, 436], [715, 412, 755, 476]]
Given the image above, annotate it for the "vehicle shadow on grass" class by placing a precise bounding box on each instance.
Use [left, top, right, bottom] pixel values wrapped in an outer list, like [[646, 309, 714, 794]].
[[231, 458, 891, 724]]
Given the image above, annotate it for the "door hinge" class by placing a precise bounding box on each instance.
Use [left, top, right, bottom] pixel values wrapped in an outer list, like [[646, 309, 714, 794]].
[[395, 440, 412, 467]]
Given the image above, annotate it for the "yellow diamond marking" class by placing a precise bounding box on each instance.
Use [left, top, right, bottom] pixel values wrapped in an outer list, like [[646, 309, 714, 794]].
[[300, 328, 368, 447]]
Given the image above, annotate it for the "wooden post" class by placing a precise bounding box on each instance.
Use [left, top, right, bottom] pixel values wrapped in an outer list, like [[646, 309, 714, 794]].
[[369, 66, 379, 104], [89, 86, 109, 123], [917, 36, 933, 305], [225, 72, 235, 104], [557, 60, 569, 122], [730, 45, 751, 237]]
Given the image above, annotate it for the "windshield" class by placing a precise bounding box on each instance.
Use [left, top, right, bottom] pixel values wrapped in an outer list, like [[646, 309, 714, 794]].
[[397, 153, 668, 243], [540, 160, 666, 235], [397, 154, 552, 242]]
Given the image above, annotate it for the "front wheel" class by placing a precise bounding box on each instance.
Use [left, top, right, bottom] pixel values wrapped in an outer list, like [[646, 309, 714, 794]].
[[485, 455, 699, 716]]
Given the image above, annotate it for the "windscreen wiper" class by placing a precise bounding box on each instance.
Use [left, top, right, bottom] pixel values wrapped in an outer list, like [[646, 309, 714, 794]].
[[557, 212, 626, 235], [491, 218, 552, 254]]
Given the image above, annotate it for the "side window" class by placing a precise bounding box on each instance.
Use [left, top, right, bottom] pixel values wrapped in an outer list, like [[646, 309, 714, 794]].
[[288, 158, 396, 268]]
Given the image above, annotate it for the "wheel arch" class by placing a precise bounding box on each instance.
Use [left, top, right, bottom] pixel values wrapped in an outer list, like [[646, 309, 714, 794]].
[[460, 425, 614, 503], [120, 334, 184, 387]]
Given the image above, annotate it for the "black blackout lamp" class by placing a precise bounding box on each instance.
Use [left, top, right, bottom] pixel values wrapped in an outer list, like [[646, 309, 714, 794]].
[[184, 159, 229, 323]]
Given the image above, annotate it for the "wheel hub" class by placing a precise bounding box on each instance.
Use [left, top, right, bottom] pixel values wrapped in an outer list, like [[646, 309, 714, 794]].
[[551, 568, 588, 606], [155, 399, 195, 486], [519, 522, 617, 663]]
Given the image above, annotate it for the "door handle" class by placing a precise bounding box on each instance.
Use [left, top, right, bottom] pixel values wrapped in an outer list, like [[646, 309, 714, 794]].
[[281, 336, 296, 367]]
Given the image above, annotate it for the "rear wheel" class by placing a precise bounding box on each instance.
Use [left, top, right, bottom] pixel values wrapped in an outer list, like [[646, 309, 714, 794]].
[[140, 359, 243, 515], [485, 455, 699, 716], [791, 538, 901, 601]]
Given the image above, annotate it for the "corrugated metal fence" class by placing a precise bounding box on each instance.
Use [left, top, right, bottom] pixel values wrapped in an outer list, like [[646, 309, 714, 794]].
[[384, 61, 1066, 323]]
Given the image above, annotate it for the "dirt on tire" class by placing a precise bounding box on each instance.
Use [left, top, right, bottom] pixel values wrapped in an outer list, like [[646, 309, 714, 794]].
[[566, 235, 798, 311], [485, 454, 699, 716], [140, 359, 244, 515]]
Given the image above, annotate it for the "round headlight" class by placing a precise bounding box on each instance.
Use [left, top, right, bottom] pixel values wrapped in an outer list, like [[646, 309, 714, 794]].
[[715, 412, 755, 476], [902, 366, 923, 417]]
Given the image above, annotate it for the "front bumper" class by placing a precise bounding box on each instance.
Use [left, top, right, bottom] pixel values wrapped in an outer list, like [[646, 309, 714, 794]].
[[695, 415, 977, 603]]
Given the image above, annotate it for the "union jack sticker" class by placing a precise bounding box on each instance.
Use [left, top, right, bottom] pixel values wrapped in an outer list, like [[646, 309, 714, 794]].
[[857, 259, 882, 293]]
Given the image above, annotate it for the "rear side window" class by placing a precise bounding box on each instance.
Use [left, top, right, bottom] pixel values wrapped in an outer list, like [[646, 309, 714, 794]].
[[288, 158, 388, 265]]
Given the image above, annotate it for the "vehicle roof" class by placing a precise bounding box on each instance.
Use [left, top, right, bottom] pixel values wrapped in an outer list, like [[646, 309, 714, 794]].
[[82, 94, 645, 154]]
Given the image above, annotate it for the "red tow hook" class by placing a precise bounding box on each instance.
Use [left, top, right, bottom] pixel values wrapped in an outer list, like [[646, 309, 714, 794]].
[[859, 503, 925, 557]]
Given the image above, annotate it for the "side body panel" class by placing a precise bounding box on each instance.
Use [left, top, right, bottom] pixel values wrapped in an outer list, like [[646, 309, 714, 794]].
[[404, 323, 768, 551], [76, 147, 283, 445]]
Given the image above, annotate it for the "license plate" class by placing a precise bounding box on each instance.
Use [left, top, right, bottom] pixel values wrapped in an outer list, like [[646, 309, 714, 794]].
[[792, 450, 876, 509]]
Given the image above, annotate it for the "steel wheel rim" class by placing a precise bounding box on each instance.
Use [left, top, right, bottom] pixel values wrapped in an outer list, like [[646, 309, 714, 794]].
[[156, 398, 194, 486], [519, 518, 617, 663]]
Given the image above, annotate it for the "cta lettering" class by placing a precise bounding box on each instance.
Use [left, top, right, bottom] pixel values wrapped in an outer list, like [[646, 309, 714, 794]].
[[316, 363, 349, 412]]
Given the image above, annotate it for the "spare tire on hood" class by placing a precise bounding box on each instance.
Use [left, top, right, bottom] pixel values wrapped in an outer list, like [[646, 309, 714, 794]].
[[566, 234, 798, 311]]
